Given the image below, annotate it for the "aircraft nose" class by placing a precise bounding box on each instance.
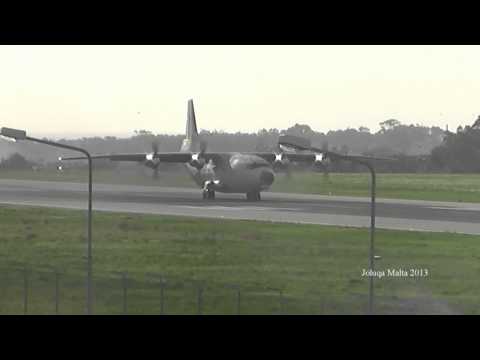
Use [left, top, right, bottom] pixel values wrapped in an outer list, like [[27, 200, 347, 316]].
[[260, 171, 274, 186]]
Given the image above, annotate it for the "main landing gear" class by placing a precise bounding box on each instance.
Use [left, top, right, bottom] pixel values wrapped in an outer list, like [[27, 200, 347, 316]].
[[246, 191, 261, 201], [202, 189, 215, 200]]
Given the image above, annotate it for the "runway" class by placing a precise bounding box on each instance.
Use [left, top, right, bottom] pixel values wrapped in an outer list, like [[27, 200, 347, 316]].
[[1, 179, 480, 235]]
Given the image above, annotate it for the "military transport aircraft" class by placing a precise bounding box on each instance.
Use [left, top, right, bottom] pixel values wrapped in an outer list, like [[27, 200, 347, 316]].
[[61, 100, 385, 201]]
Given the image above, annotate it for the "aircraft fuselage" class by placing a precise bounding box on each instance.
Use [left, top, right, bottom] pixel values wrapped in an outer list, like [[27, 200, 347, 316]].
[[181, 138, 274, 194], [184, 154, 275, 193]]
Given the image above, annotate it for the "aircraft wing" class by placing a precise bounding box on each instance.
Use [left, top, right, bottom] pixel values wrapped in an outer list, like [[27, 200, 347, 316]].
[[59, 152, 233, 167], [60, 151, 393, 165], [60, 153, 193, 163], [251, 152, 315, 163], [251, 152, 395, 164]]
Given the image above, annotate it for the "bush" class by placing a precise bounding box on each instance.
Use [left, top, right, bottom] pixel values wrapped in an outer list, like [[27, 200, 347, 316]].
[[0, 153, 36, 170]]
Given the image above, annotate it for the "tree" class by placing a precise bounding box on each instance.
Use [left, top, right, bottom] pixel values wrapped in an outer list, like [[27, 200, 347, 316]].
[[0, 153, 34, 169], [284, 124, 315, 138], [134, 130, 153, 136], [379, 119, 401, 133], [472, 115, 480, 129]]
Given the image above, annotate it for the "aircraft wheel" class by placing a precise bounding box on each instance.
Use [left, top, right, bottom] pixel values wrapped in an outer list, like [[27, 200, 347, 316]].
[[246, 191, 261, 201], [203, 189, 215, 200]]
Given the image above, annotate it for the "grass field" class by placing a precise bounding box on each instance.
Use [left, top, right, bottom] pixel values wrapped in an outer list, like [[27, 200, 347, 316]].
[[0, 205, 479, 314], [3, 168, 480, 203]]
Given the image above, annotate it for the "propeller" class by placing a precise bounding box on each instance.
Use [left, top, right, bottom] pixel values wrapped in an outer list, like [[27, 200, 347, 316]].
[[272, 145, 294, 180], [200, 139, 207, 153], [152, 141, 159, 155], [311, 152, 331, 176], [190, 139, 208, 170], [144, 141, 161, 179], [151, 141, 161, 179]]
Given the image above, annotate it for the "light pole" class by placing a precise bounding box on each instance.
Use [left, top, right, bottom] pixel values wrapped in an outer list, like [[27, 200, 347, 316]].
[[312, 150, 377, 315], [335, 154, 376, 315], [278, 135, 378, 315], [1, 127, 94, 315]]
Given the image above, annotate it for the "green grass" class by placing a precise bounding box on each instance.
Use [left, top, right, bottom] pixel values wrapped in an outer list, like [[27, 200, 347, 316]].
[[0, 167, 196, 188], [3, 168, 480, 203], [0, 205, 479, 314], [273, 172, 480, 203]]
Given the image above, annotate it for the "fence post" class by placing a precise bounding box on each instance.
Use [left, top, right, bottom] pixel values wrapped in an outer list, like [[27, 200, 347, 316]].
[[160, 277, 165, 315], [23, 266, 28, 315], [236, 288, 241, 315], [279, 290, 284, 315], [197, 283, 204, 315], [55, 270, 60, 315], [122, 272, 127, 315]]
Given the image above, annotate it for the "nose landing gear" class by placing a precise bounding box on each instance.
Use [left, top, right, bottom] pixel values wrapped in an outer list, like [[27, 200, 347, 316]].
[[202, 180, 216, 200], [202, 189, 215, 200], [246, 191, 261, 201]]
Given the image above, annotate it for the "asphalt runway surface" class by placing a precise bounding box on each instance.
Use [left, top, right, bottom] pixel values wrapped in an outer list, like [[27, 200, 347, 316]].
[[1, 179, 480, 235]]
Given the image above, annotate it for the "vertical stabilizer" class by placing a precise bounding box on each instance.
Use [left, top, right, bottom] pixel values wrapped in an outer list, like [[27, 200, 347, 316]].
[[186, 99, 198, 139], [182, 99, 203, 186]]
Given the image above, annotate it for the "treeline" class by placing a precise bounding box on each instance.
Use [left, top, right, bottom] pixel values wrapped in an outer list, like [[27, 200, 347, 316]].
[[0, 153, 37, 169], [0, 120, 444, 161], [430, 121, 480, 173], [1, 117, 480, 173]]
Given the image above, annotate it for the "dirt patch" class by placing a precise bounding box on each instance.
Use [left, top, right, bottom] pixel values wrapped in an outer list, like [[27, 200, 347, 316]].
[[378, 287, 462, 315], [385, 296, 461, 315]]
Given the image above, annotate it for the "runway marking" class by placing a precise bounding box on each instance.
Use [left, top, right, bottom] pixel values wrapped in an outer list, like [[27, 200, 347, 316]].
[[426, 206, 480, 211], [178, 205, 300, 211]]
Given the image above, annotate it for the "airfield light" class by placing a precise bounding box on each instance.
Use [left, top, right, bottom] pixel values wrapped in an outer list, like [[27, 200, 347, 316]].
[[1, 127, 94, 315]]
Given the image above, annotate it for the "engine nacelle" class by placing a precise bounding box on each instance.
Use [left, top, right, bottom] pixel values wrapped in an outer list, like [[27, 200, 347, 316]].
[[313, 153, 330, 171], [273, 152, 290, 170], [144, 153, 160, 169], [190, 153, 206, 169], [314, 153, 327, 164]]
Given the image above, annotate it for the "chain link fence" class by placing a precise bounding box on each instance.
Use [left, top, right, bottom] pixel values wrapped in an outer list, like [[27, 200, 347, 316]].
[[0, 262, 454, 315], [0, 263, 378, 315]]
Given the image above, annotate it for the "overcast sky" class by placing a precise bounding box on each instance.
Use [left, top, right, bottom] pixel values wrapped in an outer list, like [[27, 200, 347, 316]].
[[1, 45, 479, 139]]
